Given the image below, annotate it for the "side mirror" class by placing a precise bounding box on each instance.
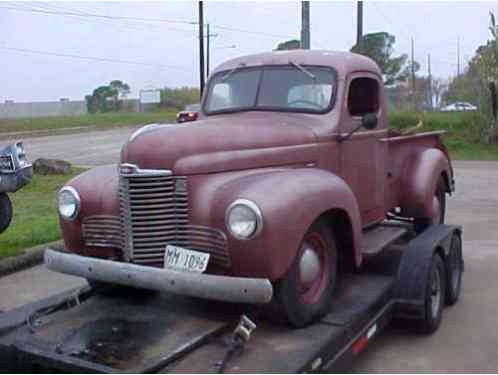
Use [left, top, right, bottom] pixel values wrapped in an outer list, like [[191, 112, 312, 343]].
[[361, 113, 378, 130]]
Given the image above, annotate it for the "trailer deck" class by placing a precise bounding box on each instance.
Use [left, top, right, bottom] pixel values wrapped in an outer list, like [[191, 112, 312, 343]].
[[0, 225, 463, 373]]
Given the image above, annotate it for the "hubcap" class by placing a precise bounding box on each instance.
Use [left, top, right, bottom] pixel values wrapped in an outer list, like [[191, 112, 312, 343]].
[[299, 246, 321, 286], [297, 232, 329, 305], [430, 267, 441, 319]]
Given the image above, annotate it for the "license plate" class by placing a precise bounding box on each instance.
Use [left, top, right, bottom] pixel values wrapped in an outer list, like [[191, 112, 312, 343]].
[[164, 245, 210, 273]]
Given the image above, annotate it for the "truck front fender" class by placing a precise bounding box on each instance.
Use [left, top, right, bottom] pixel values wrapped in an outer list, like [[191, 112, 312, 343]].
[[400, 148, 452, 219], [192, 168, 362, 280], [59, 165, 120, 255]]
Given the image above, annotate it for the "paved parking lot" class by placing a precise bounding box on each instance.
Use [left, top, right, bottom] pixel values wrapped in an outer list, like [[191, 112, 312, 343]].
[[0, 127, 497, 372]]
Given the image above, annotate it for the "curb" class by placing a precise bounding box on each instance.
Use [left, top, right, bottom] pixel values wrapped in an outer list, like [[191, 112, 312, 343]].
[[0, 126, 97, 141], [0, 240, 63, 278]]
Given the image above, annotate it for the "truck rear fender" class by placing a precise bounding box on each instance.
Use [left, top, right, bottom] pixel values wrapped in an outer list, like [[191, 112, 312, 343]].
[[400, 148, 452, 219], [195, 168, 362, 280]]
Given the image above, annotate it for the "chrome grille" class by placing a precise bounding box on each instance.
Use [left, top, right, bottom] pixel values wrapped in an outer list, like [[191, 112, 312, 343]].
[[119, 165, 230, 267], [82, 215, 123, 249]]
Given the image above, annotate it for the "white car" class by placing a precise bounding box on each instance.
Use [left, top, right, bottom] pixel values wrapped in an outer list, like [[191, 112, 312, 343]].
[[440, 102, 477, 112]]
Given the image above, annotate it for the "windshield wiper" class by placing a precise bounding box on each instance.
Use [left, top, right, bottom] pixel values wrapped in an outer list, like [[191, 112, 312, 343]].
[[222, 62, 246, 82], [289, 61, 316, 81]]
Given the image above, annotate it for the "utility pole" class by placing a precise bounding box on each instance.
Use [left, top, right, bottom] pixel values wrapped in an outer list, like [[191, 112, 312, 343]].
[[356, 1, 363, 49], [301, 1, 310, 49], [428, 53, 432, 111], [457, 36, 460, 76], [198, 1, 205, 98], [206, 24, 218, 78], [411, 37, 416, 109]]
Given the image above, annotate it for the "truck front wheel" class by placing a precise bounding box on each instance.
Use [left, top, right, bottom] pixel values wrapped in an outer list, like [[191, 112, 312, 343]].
[[0, 193, 13, 234], [271, 219, 337, 328]]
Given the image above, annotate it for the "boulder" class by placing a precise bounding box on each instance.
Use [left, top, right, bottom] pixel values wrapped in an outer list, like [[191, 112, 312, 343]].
[[33, 158, 72, 175]]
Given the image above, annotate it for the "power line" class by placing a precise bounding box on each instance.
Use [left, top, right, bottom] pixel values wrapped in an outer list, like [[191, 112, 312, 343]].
[[0, 4, 294, 40], [0, 46, 190, 71], [0, 4, 197, 25]]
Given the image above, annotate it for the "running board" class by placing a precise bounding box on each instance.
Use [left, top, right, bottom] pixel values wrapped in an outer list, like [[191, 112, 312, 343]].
[[361, 225, 407, 256]]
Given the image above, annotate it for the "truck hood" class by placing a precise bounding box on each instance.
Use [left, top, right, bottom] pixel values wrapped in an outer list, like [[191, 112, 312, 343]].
[[121, 112, 319, 175]]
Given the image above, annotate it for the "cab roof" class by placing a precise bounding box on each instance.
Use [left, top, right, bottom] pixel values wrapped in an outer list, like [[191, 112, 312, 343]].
[[211, 50, 381, 79]]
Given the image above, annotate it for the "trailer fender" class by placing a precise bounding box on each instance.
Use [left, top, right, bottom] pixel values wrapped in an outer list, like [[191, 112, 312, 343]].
[[200, 168, 362, 280], [400, 148, 452, 219], [394, 224, 462, 319]]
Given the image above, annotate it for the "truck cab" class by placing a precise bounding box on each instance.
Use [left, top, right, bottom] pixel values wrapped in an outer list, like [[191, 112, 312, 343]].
[[47, 50, 454, 327]]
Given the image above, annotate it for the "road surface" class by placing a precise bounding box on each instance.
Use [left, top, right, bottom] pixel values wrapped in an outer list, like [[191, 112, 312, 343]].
[[0, 126, 138, 167], [0, 127, 497, 372]]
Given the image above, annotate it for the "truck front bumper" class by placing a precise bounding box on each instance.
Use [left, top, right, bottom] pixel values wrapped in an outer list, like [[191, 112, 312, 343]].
[[44, 249, 273, 304]]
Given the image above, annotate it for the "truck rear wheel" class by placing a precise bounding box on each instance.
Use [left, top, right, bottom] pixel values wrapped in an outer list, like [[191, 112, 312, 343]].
[[418, 253, 446, 334], [414, 178, 446, 233], [0, 193, 13, 234], [271, 219, 337, 328]]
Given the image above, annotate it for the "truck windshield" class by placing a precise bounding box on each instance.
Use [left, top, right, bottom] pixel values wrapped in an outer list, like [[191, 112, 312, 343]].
[[204, 65, 336, 114]]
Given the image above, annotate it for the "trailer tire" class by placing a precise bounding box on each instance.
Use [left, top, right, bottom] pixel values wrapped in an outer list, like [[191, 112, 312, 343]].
[[271, 219, 337, 328], [0, 193, 12, 234], [445, 233, 463, 305], [418, 254, 446, 334]]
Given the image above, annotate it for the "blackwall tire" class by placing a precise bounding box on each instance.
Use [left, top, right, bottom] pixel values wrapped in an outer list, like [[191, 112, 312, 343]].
[[271, 219, 337, 328], [445, 233, 463, 305], [0, 193, 13, 234], [418, 254, 446, 334], [414, 178, 446, 234]]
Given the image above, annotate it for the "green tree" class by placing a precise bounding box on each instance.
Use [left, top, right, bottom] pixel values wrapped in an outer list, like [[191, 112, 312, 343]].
[[275, 39, 301, 51], [351, 32, 418, 85], [86, 80, 131, 113]]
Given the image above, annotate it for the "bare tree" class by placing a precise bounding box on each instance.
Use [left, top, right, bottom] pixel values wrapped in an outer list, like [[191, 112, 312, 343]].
[[431, 78, 447, 109]]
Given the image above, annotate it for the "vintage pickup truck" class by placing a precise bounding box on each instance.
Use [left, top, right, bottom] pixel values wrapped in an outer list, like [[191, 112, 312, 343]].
[[45, 50, 454, 327]]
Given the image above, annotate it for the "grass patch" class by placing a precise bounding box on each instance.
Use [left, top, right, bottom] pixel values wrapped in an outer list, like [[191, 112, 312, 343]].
[[388, 111, 498, 160], [0, 168, 84, 259], [0, 111, 177, 133]]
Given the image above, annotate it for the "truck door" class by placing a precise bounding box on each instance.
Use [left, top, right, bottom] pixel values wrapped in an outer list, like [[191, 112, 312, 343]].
[[339, 73, 387, 226]]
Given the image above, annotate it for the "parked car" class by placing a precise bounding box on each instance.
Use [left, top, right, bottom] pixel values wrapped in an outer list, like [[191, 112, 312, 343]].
[[46, 50, 454, 327], [0, 141, 32, 233], [440, 102, 477, 112], [176, 103, 200, 123]]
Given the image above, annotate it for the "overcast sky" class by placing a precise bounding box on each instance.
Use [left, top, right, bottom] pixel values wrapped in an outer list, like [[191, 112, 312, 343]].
[[1, 1, 496, 102]]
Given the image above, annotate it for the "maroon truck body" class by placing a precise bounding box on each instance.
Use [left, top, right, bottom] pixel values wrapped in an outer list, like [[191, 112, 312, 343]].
[[49, 50, 454, 326]]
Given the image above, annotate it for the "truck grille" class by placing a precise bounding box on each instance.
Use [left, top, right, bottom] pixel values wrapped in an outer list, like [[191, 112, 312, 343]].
[[82, 215, 123, 249], [119, 165, 230, 268]]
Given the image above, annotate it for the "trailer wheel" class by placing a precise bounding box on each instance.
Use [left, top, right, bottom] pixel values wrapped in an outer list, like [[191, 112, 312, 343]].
[[445, 233, 463, 305], [0, 193, 13, 234], [271, 219, 337, 328], [414, 179, 446, 233], [419, 254, 446, 334]]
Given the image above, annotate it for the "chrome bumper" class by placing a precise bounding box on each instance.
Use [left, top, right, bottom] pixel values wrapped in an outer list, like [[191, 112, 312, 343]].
[[44, 249, 273, 304]]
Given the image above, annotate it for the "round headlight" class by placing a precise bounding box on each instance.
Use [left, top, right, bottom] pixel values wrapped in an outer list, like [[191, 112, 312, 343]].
[[58, 186, 80, 220], [226, 199, 263, 240]]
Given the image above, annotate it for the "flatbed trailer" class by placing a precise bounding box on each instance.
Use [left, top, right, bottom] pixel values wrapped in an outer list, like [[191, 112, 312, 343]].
[[0, 224, 463, 373]]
